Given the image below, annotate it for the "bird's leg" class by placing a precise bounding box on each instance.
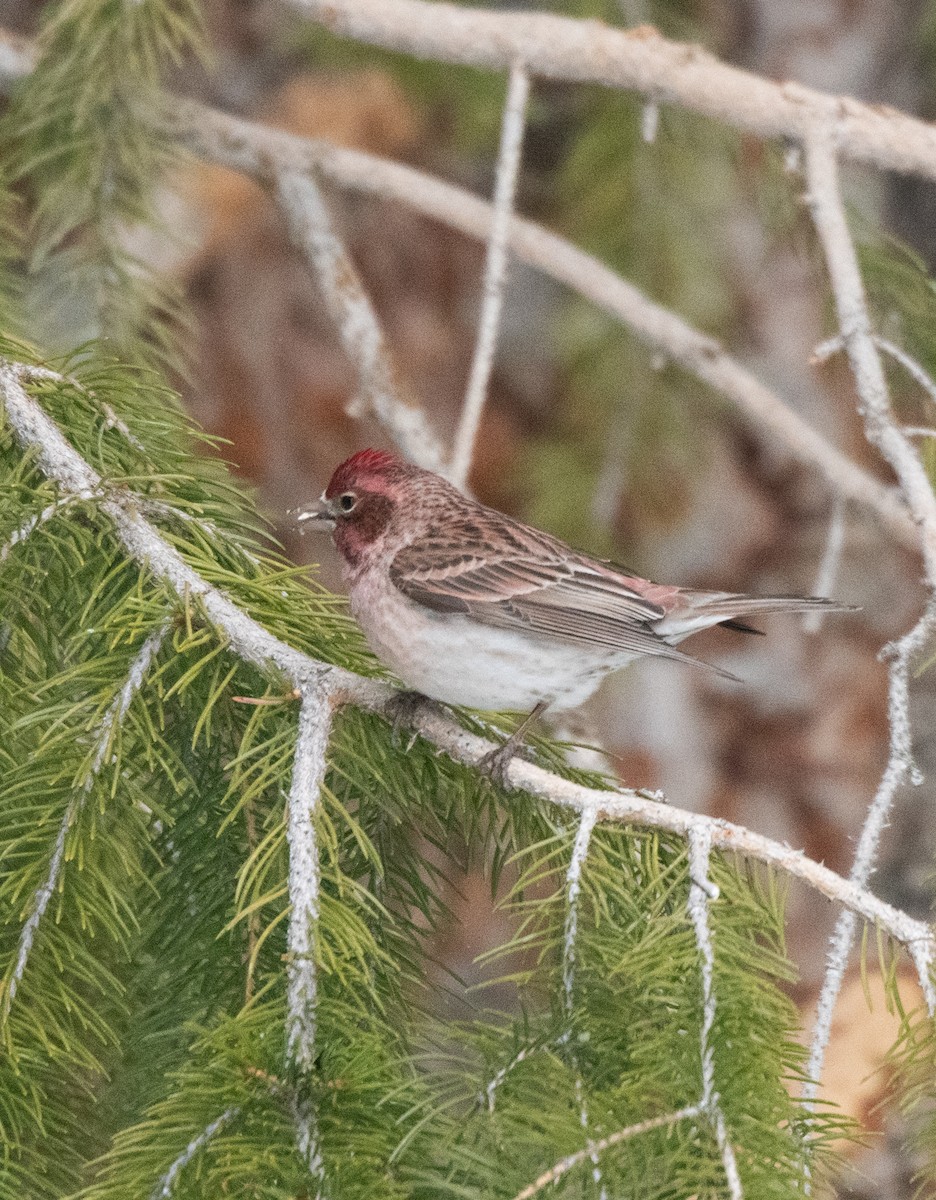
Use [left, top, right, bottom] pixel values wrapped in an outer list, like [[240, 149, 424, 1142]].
[[480, 701, 549, 787]]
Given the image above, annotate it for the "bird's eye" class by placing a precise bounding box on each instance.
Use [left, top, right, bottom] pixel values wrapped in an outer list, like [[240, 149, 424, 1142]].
[[338, 492, 357, 513]]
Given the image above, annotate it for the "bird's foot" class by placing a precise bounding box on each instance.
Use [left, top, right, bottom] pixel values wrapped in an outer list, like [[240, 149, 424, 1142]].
[[479, 740, 523, 788], [480, 701, 549, 787], [386, 690, 440, 749]]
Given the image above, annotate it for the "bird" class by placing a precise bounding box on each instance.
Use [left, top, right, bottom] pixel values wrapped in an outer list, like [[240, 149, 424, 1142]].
[[299, 448, 855, 779]]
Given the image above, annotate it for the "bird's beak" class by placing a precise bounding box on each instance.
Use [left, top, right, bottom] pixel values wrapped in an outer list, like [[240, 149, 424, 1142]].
[[292, 496, 337, 532]]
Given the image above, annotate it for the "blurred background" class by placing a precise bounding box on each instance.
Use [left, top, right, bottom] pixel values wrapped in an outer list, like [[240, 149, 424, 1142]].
[[5, 0, 936, 1189]]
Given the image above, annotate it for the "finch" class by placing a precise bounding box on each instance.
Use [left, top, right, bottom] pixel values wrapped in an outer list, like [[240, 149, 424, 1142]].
[[300, 449, 854, 771]]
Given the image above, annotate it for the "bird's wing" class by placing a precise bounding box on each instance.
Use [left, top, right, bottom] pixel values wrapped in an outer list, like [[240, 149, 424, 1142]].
[[388, 516, 717, 670]]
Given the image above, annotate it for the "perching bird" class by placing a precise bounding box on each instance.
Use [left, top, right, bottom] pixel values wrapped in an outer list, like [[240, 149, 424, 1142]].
[[300, 449, 854, 776]]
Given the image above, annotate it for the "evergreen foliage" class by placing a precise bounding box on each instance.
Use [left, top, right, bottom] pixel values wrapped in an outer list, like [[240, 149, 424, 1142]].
[[0, 1, 935, 1197], [0, 346, 850, 1196]]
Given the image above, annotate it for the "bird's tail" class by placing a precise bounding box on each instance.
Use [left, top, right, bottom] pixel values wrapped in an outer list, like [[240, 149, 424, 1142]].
[[658, 591, 859, 642]]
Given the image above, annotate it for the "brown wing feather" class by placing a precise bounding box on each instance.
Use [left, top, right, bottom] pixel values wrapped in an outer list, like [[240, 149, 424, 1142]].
[[388, 509, 706, 662]]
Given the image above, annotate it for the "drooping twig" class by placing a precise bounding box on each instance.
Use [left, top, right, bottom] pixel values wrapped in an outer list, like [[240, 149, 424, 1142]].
[[1, 361, 932, 978], [876, 336, 936, 410], [449, 61, 529, 489], [149, 1107, 241, 1199], [803, 606, 936, 1106], [801, 123, 936, 1107], [560, 805, 602, 1193], [686, 826, 743, 1199], [509, 1104, 703, 1200], [2, 620, 169, 1018], [1, 493, 94, 561], [284, 685, 332, 1189], [274, 169, 446, 471]]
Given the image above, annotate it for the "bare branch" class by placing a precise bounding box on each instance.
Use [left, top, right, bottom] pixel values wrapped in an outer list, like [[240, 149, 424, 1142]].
[[274, 169, 446, 471], [560, 804, 602, 1189], [283, 685, 332, 1188], [285, 687, 331, 1071], [176, 102, 916, 550], [288, 0, 936, 184], [803, 124, 936, 578], [510, 1104, 703, 1200], [803, 605, 936, 1106], [450, 61, 529, 488], [2, 361, 932, 985], [800, 124, 936, 1107]]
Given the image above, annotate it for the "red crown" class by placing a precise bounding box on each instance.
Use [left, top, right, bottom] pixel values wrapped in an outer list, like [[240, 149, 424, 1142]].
[[326, 448, 404, 496], [342, 448, 400, 473]]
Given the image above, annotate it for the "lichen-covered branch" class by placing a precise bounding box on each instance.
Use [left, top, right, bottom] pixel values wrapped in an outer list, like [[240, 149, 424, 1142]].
[[288, 0, 936, 184], [801, 122, 936, 1110]]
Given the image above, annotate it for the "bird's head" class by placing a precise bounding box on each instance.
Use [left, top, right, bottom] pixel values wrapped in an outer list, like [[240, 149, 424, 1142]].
[[298, 449, 415, 566]]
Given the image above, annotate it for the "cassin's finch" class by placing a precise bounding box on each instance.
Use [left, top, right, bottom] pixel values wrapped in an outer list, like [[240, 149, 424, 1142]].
[[301, 449, 854, 769]]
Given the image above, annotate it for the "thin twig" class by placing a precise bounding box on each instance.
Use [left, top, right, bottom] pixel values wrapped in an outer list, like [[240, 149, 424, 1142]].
[[876, 336, 936, 410], [803, 499, 846, 634], [2, 362, 932, 973], [450, 61, 529, 489], [803, 123, 936, 576], [274, 169, 445, 472], [149, 1107, 241, 1199], [803, 605, 936, 1106], [801, 124, 936, 1115], [510, 1104, 703, 1200], [0, 494, 92, 561], [2, 620, 169, 1018], [687, 826, 743, 1199]]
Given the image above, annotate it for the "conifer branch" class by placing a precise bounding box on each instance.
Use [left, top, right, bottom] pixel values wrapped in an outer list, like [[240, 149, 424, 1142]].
[[284, 687, 331, 1189], [274, 169, 446, 472], [450, 60, 529, 489], [149, 1107, 242, 1200], [801, 124, 936, 1109], [687, 826, 743, 1199], [2, 619, 169, 1018], [1, 493, 93, 561], [2, 360, 933, 998], [560, 804, 601, 1188], [510, 1104, 704, 1200]]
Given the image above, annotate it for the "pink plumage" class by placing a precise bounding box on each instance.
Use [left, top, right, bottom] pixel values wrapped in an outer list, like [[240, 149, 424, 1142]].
[[306, 450, 855, 715]]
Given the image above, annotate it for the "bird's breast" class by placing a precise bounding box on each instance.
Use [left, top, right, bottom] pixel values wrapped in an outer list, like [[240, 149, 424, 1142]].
[[348, 568, 631, 712]]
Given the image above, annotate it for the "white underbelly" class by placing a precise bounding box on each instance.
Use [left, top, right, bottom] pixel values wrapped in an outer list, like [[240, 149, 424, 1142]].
[[350, 572, 630, 712]]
